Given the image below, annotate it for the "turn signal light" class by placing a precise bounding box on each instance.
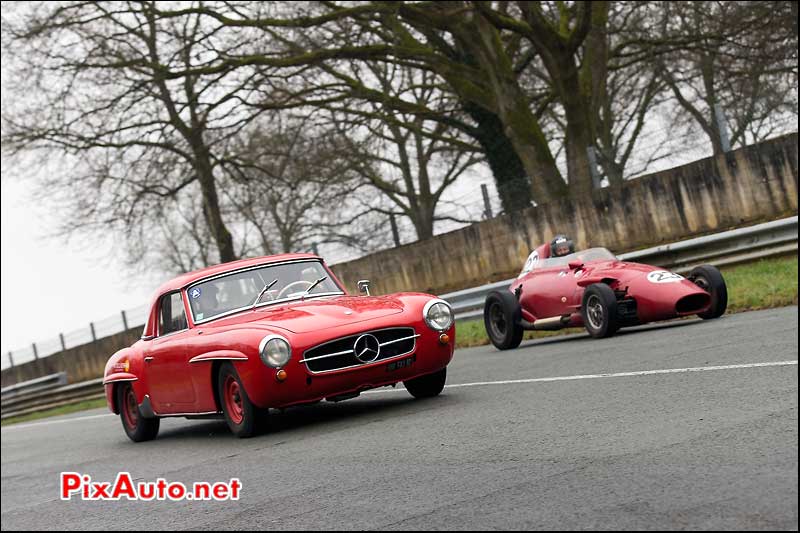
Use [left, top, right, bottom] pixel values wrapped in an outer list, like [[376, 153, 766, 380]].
[[276, 369, 288, 382], [439, 333, 450, 345]]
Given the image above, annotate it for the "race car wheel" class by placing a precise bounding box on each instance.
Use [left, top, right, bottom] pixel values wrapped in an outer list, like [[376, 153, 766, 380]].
[[484, 290, 524, 350], [218, 362, 268, 438], [404, 367, 447, 399], [581, 283, 619, 338], [117, 382, 159, 442], [689, 265, 728, 319]]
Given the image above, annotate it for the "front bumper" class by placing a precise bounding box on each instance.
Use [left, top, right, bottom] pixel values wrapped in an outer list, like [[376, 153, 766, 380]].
[[242, 325, 454, 409]]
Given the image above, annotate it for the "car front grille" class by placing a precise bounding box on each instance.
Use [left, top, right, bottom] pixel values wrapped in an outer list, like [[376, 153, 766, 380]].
[[301, 327, 418, 373]]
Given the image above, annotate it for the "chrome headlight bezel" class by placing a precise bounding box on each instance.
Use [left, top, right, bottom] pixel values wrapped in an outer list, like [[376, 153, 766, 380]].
[[258, 334, 291, 368], [423, 299, 454, 332]]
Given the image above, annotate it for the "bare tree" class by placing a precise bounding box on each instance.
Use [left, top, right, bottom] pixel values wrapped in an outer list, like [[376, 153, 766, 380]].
[[218, 114, 372, 255], [652, 1, 797, 154], [1, 1, 269, 263], [145, 2, 568, 206], [149, 1, 727, 206], [319, 64, 484, 240]]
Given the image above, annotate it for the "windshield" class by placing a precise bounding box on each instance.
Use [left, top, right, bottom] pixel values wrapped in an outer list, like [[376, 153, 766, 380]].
[[538, 247, 617, 269], [187, 260, 343, 323], [520, 247, 617, 277]]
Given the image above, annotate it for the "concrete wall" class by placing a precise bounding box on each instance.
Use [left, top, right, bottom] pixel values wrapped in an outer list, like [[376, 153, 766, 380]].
[[2, 133, 797, 388], [331, 133, 798, 295], [1, 328, 141, 388]]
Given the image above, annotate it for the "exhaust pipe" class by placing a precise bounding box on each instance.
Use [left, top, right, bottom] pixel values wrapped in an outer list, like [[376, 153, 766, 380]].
[[521, 315, 571, 331]]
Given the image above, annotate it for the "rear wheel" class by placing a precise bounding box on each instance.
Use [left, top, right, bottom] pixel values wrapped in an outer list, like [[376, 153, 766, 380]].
[[483, 290, 524, 350], [404, 368, 447, 399], [581, 283, 619, 338], [689, 265, 728, 319], [218, 363, 268, 438], [117, 382, 159, 442]]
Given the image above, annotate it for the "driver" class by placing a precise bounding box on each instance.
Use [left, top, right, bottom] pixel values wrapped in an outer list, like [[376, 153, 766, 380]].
[[550, 234, 575, 257], [193, 284, 221, 318]]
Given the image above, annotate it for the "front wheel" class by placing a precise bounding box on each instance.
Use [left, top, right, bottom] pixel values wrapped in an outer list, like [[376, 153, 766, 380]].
[[689, 265, 728, 319], [404, 368, 447, 399], [484, 290, 524, 350], [581, 283, 619, 338], [218, 362, 269, 438], [117, 382, 159, 442]]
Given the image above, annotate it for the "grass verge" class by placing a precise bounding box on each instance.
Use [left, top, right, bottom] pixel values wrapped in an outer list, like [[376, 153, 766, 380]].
[[455, 255, 798, 349]]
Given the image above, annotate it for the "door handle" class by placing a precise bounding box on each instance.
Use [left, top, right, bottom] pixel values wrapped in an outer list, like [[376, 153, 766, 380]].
[[144, 356, 154, 363]]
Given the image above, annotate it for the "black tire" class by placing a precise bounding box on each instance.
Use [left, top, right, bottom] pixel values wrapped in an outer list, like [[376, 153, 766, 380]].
[[217, 362, 269, 438], [581, 283, 619, 338], [117, 382, 160, 442], [404, 367, 447, 399], [483, 290, 524, 350], [689, 265, 728, 319]]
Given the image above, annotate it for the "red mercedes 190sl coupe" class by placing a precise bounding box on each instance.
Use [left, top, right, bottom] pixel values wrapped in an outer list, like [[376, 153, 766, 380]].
[[103, 254, 455, 441]]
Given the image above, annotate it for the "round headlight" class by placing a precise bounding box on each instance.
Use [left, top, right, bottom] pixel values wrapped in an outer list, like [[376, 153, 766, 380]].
[[424, 299, 454, 331], [259, 335, 291, 368]]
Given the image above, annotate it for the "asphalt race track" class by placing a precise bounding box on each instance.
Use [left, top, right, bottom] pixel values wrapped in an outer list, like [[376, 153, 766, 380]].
[[2, 306, 797, 530]]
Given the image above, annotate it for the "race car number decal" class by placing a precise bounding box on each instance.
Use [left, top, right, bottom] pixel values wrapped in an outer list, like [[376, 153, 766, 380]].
[[646, 271, 684, 283], [519, 251, 539, 277]]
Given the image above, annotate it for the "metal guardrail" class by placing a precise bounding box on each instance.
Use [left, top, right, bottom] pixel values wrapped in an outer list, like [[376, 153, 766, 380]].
[[1, 372, 67, 401], [441, 216, 798, 321], [1, 378, 105, 420], [1, 216, 796, 421]]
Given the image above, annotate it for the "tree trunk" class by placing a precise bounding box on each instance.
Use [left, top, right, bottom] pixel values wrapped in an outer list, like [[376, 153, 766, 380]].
[[410, 204, 435, 241], [464, 103, 533, 214], [193, 146, 237, 263], [563, 101, 595, 196], [467, 15, 569, 204], [700, 54, 725, 155]]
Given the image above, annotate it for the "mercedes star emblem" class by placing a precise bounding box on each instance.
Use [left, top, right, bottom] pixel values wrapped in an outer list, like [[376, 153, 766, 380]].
[[353, 334, 381, 363]]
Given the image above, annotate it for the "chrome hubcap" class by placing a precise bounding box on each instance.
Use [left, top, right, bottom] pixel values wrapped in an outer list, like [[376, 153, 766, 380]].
[[586, 295, 604, 330], [693, 275, 710, 292]]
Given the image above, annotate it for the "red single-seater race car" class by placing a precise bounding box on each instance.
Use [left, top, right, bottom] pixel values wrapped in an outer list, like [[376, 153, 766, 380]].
[[483, 242, 727, 350], [104, 253, 455, 441]]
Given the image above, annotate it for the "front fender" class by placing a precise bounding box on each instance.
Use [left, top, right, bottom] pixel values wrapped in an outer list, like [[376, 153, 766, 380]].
[[188, 349, 249, 364]]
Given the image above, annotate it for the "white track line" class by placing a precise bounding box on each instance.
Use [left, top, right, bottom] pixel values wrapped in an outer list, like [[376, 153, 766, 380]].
[[4, 360, 796, 431], [365, 360, 799, 394]]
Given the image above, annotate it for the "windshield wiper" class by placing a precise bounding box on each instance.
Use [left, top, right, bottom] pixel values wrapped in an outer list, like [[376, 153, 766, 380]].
[[252, 278, 278, 309], [302, 276, 328, 300]]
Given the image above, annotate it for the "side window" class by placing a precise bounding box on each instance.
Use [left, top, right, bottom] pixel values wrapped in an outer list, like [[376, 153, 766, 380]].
[[159, 292, 187, 336]]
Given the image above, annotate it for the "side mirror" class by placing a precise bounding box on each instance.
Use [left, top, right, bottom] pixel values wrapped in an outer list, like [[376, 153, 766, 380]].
[[357, 279, 371, 296], [568, 260, 584, 270]]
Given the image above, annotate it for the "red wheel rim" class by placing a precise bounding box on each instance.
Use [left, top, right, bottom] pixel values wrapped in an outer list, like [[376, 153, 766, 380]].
[[224, 375, 244, 425], [122, 385, 138, 430]]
